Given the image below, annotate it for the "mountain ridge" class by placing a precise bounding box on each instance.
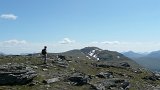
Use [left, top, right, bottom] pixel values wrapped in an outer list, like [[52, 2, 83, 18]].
[[123, 50, 160, 71], [54, 47, 142, 69]]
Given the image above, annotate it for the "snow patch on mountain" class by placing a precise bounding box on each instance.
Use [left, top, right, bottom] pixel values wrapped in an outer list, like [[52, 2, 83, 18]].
[[87, 49, 100, 60], [89, 50, 96, 56], [93, 54, 97, 58]]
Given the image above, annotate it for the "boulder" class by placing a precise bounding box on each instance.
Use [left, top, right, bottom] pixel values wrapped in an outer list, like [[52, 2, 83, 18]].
[[154, 86, 160, 90], [68, 72, 90, 86], [120, 62, 130, 67], [154, 73, 160, 80], [58, 62, 69, 68], [32, 66, 38, 69], [54, 61, 69, 68], [43, 77, 60, 84], [143, 72, 160, 81], [97, 64, 110, 68], [90, 79, 130, 90], [90, 83, 105, 90], [96, 72, 113, 78], [42, 68, 48, 71], [0, 63, 37, 85], [97, 62, 131, 69], [143, 75, 159, 81]]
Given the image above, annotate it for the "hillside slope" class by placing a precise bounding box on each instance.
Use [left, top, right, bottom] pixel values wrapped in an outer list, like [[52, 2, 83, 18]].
[[0, 47, 160, 90]]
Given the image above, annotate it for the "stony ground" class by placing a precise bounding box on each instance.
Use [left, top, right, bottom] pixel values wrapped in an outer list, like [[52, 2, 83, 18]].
[[0, 55, 160, 90]]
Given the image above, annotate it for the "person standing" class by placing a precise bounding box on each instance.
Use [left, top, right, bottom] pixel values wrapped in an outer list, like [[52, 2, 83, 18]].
[[41, 46, 47, 64]]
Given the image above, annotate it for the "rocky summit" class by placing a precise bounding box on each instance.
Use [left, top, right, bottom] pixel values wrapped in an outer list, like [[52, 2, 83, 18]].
[[0, 47, 160, 90]]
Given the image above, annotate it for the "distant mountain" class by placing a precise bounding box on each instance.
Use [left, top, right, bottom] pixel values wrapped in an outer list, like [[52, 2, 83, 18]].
[[147, 50, 160, 58], [123, 50, 160, 72], [81, 47, 125, 61], [60, 47, 141, 69], [0, 52, 5, 56], [123, 51, 146, 59], [137, 50, 160, 71]]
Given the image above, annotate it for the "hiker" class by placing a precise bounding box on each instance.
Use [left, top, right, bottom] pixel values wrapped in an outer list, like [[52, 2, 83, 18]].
[[41, 46, 47, 64]]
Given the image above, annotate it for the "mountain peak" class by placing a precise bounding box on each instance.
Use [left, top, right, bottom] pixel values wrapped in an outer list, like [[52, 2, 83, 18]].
[[81, 47, 102, 53], [80, 47, 102, 60], [82, 46, 102, 50]]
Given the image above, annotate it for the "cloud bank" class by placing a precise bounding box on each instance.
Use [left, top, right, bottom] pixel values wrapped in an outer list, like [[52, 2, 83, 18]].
[[1, 39, 160, 54]]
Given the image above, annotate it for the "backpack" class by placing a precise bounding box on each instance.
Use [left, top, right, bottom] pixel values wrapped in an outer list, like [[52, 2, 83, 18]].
[[41, 49, 46, 55]]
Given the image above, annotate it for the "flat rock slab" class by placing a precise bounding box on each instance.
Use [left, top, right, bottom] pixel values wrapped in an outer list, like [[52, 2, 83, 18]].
[[43, 78, 60, 84], [90, 79, 130, 90], [0, 63, 37, 85]]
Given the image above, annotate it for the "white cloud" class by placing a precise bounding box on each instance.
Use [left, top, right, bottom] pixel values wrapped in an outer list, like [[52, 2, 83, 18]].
[[4, 39, 27, 45], [0, 39, 29, 54], [59, 38, 75, 44], [0, 14, 17, 20], [101, 41, 120, 45], [91, 41, 99, 44]]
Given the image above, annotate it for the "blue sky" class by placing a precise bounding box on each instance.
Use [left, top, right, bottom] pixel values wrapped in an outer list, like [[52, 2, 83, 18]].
[[1, 0, 160, 54]]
